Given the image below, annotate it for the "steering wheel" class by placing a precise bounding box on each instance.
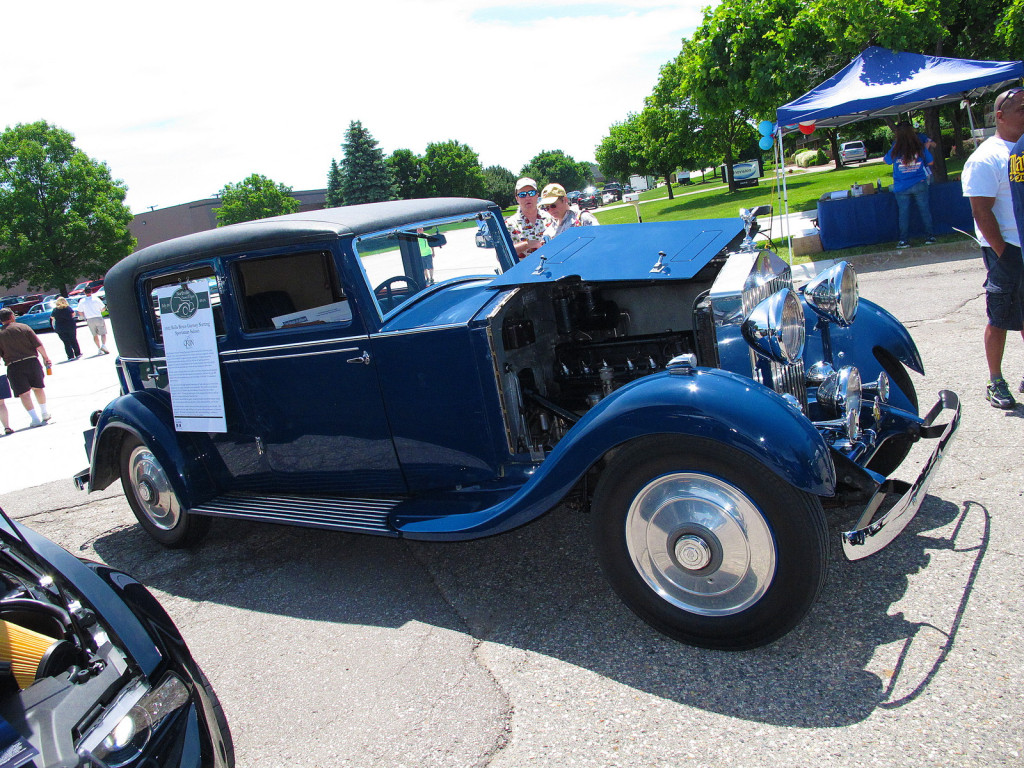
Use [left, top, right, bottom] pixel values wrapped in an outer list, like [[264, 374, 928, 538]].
[[374, 275, 423, 312]]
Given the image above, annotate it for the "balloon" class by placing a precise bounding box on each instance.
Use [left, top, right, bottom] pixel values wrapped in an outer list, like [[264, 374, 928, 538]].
[[799, 120, 815, 126], [799, 123, 815, 134], [758, 120, 774, 136], [758, 136, 774, 150]]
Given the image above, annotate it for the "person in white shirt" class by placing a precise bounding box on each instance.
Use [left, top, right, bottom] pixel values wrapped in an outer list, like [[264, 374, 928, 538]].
[[78, 286, 109, 354]]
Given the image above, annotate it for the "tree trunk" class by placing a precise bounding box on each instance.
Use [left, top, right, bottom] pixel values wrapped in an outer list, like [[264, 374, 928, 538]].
[[924, 106, 946, 183], [724, 146, 736, 192], [827, 129, 842, 170], [662, 173, 675, 200], [950, 104, 965, 160]]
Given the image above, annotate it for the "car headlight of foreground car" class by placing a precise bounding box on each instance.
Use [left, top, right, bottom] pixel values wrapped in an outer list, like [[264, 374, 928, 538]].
[[816, 365, 863, 441], [78, 673, 190, 767], [741, 288, 806, 364], [803, 261, 859, 326]]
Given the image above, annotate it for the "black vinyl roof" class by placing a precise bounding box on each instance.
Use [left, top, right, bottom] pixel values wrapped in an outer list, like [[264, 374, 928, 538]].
[[106, 198, 497, 358]]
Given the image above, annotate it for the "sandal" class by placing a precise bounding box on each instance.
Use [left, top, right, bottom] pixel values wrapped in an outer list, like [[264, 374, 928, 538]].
[[3, 428, 12, 436]]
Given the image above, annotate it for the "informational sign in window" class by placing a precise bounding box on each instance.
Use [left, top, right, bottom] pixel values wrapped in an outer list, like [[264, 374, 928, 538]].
[[155, 280, 227, 433]]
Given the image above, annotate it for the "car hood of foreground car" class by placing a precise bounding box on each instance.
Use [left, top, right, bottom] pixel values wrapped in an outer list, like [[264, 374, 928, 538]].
[[490, 219, 745, 288]]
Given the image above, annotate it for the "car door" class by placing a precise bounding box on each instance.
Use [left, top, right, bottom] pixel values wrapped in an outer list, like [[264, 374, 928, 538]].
[[223, 246, 406, 495]]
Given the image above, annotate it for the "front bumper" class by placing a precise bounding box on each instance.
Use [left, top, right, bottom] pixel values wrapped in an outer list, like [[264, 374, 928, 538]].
[[842, 390, 960, 560]]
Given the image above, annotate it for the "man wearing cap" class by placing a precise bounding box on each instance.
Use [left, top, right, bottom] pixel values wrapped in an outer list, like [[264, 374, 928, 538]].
[[540, 183, 599, 238], [505, 178, 553, 258], [0, 308, 52, 427]]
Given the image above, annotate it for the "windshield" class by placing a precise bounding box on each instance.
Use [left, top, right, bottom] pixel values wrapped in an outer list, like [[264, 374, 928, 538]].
[[353, 210, 514, 320]]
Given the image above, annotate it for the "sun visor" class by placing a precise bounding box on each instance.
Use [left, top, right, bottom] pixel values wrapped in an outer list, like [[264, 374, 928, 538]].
[[489, 220, 745, 288]]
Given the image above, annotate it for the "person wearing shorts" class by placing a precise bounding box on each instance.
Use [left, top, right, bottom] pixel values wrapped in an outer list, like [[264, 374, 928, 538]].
[[0, 308, 52, 427], [0, 371, 13, 435], [963, 87, 1024, 409], [78, 286, 109, 354]]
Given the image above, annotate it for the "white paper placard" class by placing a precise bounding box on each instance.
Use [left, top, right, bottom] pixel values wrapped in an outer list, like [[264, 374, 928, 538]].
[[155, 280, 227, 433]]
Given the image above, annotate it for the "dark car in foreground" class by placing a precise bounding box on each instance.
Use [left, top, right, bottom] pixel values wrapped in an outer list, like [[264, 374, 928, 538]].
[[603, 183, 623, 201], [75, 198, 959, 650], [0, 506, 233, 767]]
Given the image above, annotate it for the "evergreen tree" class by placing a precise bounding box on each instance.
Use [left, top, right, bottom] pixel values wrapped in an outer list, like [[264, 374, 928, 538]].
[[326, 158, 344, 207], [339, 121, 394, 205]]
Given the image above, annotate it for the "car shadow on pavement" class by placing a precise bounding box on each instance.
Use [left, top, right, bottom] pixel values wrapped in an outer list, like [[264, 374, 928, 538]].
[[88, 489, 986, 730]]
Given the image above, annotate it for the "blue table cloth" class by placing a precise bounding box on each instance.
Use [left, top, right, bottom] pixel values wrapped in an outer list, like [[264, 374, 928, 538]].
[[817, 180, 973, 250]]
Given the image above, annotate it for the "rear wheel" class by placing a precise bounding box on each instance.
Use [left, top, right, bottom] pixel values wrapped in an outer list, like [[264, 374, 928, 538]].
[[591, 436, 828, 650], [120, 436, 210, 548]]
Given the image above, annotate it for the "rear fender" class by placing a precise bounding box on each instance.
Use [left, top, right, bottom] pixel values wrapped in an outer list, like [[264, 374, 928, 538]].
[[394, 368, 835, 539], [89, 390, 215, 509]]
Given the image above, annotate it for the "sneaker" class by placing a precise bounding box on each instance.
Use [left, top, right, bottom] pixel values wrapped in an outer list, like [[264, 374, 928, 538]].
[[29, 418, 44, 428], [924, 237, 936, 245], [987, 378, 1017, 409], [1019, 376, 1024, 394], [100, 346, 109, 354], [896, 240, 910, 249]]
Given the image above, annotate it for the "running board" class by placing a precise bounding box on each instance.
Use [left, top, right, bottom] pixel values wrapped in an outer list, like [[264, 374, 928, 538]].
[[191, 493, 401, 537]]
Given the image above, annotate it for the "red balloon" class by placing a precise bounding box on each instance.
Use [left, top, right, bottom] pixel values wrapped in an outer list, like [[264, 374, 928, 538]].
[[799, 123, 815, 135]]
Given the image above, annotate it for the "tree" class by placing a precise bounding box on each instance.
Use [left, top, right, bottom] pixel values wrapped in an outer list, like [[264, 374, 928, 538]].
[[214, 174, 300, 226], [520, 150, 590, 192], [340, 120, 394, 205], [596, 115, 647, 182], [326, 158, 344, 207], [482, 165, 516, 208], [387, 148, 425, 200], [419, 141, 486, 199], [0, 121, 135, 295]]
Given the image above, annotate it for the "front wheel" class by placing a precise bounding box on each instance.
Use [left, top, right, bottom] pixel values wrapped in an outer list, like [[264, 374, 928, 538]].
[[120, 436, 210, 548], [591, 436, 828, 650]]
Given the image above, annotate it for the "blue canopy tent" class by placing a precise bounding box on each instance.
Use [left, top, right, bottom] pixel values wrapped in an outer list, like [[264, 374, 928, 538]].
[[771, 47, 1023, 253], [776, 46, 1023, 128]]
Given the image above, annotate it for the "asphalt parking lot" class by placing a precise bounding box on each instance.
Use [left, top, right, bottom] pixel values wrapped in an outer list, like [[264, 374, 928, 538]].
[[1, 241, 1021, 767]]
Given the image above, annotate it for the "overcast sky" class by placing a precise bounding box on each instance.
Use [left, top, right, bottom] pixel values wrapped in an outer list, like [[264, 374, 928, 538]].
[[4, 1, 709, 214]]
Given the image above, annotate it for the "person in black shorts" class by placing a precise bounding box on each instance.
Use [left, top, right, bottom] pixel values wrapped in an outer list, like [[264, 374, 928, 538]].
[[0, 308, 52, 427], [0, 370, 13, 435]]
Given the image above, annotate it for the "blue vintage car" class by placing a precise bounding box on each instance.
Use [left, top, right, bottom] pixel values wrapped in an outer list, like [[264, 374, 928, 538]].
[[74, 198, 959, 649]]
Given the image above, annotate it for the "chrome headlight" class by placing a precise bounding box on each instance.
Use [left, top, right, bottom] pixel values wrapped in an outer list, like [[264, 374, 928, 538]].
[[79, 675, 191, 767], [803, 261, 859, 326], [741, 288, 806, 364], [817, 366, 862, 440]]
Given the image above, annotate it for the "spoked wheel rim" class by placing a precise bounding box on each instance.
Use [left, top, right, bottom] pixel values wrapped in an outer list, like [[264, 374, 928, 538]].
[[625, 472, 776, 617], [126, 445, 181, 531]]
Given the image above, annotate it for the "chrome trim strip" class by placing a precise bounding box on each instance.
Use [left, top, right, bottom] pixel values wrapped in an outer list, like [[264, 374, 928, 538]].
[[842, 390, 961, 560], [192, 493, 401, 535], [223, 347, 361, 364], [371, 323, 467, 339], [228, 335, 370, 355]]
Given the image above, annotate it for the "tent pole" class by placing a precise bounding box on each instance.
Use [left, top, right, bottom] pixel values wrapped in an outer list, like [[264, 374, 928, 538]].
[[965, 98, 981, 150], [777, 131, 792, 264]]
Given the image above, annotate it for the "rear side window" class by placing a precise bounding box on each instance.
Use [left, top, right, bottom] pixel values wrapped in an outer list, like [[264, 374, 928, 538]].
[[145, 266, 225, 345], [233, 251, 350, 332]]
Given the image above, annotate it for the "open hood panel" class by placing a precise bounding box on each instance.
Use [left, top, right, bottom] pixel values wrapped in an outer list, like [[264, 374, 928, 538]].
[[489, 219, 745, 289]]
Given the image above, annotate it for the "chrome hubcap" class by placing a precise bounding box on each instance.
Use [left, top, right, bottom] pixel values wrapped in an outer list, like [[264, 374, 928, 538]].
[[128, 446, 181, 531], [625, 472, 776, 616]]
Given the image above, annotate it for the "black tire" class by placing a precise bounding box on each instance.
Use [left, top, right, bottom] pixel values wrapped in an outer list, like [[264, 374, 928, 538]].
[[194, 664, 236, 767], [119, 436, 210, 548], [591, 435, 828, 650], [866, 350, 919, 476]]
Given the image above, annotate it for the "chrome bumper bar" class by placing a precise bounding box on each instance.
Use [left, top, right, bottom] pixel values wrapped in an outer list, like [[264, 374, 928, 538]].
[[842, 390, 960, 560]]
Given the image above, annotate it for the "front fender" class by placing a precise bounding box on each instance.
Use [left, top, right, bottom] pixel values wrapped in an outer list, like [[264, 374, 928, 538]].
[[394, 368, 836, 540], [88, 390, 216, 509], [804, 296, 923, 412]]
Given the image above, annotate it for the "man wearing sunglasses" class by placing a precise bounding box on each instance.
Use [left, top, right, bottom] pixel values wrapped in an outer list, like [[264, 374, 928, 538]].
[[963, 87, 1024, 409], [540, 183, 599, 238], [505, 178, 553, 258]]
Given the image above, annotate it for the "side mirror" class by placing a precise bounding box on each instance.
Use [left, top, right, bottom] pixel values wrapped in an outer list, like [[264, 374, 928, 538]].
[[426, 233, 447, 248]]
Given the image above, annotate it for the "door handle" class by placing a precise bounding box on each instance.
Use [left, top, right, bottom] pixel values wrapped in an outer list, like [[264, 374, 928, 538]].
[[346, 351, 371, 365]]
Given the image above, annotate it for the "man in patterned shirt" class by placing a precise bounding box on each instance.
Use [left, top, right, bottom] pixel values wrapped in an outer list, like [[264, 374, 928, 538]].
[[505, 178, 553, 259], [540, 183, 598, 238]]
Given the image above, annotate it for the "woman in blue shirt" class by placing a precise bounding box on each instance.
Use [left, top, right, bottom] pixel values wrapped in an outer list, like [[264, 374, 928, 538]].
[[884, 121, 936, 249]]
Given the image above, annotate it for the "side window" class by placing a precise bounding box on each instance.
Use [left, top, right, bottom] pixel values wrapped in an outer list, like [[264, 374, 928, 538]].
[[146, 266, 225, 345], [233, 251, 350, 332]]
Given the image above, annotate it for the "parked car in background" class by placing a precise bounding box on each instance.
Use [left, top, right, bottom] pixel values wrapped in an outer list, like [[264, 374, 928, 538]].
[[567, 190, 582, 206], [6, 294, 44, 316], [578, 187, 603, 210], [69, 279, 104, 297], [75, 199, 959, 650], [0, 505, 234, 767], [839, 140, 868, 163], [603, 182, 623, 201]]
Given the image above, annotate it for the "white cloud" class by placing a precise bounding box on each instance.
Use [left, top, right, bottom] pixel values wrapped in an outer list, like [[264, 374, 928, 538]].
[[3, 0, 707, 213]]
